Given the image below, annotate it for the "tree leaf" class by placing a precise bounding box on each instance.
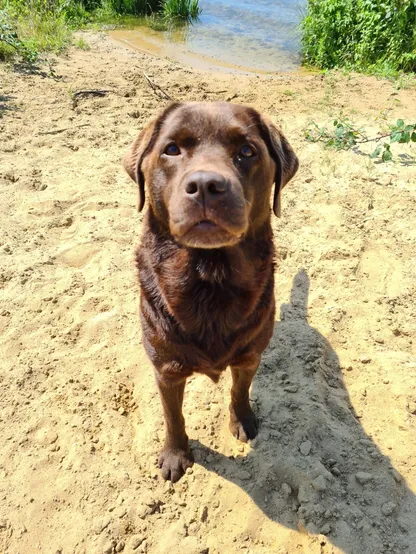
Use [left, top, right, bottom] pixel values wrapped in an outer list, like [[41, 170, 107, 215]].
[[399, 131, 410, 143], [390, 131, 402, 143], [382, 149, 393, 162], [370, 145, 382, 158]]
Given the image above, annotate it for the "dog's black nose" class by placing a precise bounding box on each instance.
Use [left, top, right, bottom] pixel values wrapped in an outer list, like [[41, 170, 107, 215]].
[[184, 171, 229, 198]]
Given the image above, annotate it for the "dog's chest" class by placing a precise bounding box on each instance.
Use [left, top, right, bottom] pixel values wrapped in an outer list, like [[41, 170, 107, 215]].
[[160, 254, 269, 357], [138, 234, 274, 369], [165, 279, 260, 368], [176, 279, 256, 334], [164, 250, 258, 322]]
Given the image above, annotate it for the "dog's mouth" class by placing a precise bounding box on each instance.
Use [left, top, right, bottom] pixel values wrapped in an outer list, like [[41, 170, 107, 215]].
[[179, 219, 242, 249], [193, 219, 220, 231]]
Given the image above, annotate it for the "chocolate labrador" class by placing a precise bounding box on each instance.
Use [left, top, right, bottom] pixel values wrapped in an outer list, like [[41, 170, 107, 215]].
[[124, 102, 298, 482]]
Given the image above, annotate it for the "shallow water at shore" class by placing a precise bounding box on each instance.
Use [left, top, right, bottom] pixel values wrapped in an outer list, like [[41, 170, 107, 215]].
[[110, 0, 305, 73]]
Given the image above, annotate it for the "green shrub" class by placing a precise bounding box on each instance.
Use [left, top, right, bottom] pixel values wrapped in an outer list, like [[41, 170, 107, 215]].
[[0, 1, 77, 61], [302, 0, 416, 72], [17, 9, 72, 53], [0, 42, 14, 60], [0, 8, 39, 61], [0, 39, 15, 61], [305, 117, 416, 162]]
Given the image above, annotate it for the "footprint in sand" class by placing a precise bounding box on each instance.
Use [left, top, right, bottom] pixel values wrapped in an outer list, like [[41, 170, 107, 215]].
[[56, 242, 101, 268]]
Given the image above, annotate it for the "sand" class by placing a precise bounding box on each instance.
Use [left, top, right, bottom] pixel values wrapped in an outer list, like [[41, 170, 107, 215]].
[[0, 31, 415, 554]]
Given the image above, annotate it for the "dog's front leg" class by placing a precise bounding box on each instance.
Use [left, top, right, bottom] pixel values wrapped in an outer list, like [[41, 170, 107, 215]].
[[155, 373, 194, 482], [229, 359, 260, 442]]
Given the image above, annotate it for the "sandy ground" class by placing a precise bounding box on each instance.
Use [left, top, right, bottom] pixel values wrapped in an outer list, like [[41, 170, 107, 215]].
[[0, 31, 415, 554]]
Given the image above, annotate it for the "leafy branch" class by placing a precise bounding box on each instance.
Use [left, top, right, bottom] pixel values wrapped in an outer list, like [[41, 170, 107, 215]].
[[305, 118, 416, 162]]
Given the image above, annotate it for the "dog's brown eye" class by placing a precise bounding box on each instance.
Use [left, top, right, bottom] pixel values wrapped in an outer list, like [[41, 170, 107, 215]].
[[240, 145, 255, 157], [165, 144, 181, 156]]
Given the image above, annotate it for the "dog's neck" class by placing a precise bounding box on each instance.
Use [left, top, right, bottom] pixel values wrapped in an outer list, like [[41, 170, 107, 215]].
[[145, 208, 274, 287]]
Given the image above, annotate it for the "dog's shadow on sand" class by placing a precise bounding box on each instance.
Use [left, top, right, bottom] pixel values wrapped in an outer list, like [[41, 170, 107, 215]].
[[192, 269, 415, 554]]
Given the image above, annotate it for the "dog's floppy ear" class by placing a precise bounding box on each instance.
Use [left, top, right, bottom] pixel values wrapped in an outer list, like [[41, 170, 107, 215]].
[[124, 102, 182, 212], [259, 115, 299, 217]]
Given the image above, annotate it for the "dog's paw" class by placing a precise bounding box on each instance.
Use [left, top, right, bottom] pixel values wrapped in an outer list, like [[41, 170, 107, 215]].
[[229, 408, 259, 442], [158, 447, 194, 483]]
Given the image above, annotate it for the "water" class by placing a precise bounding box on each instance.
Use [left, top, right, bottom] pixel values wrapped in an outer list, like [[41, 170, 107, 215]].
[[110, 0, 306, 73], [186, 0, 305, 71]]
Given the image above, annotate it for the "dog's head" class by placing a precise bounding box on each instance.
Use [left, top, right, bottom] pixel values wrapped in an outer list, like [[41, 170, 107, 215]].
[[124, 102, 298, 249]]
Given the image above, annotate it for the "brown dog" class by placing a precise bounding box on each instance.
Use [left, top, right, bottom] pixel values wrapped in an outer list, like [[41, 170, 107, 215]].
[[124, 102, 298, 482]]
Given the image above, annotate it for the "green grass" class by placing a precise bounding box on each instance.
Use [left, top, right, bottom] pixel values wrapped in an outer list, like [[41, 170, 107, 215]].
[[74, 35, 90, 49], [0, 0, 201, 64], [0, 1, 74, 62], [146, 13, 170, 30], [104, 0, 160, 16], [162, 0, 201, 21], [17, 9, 71, 53]]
